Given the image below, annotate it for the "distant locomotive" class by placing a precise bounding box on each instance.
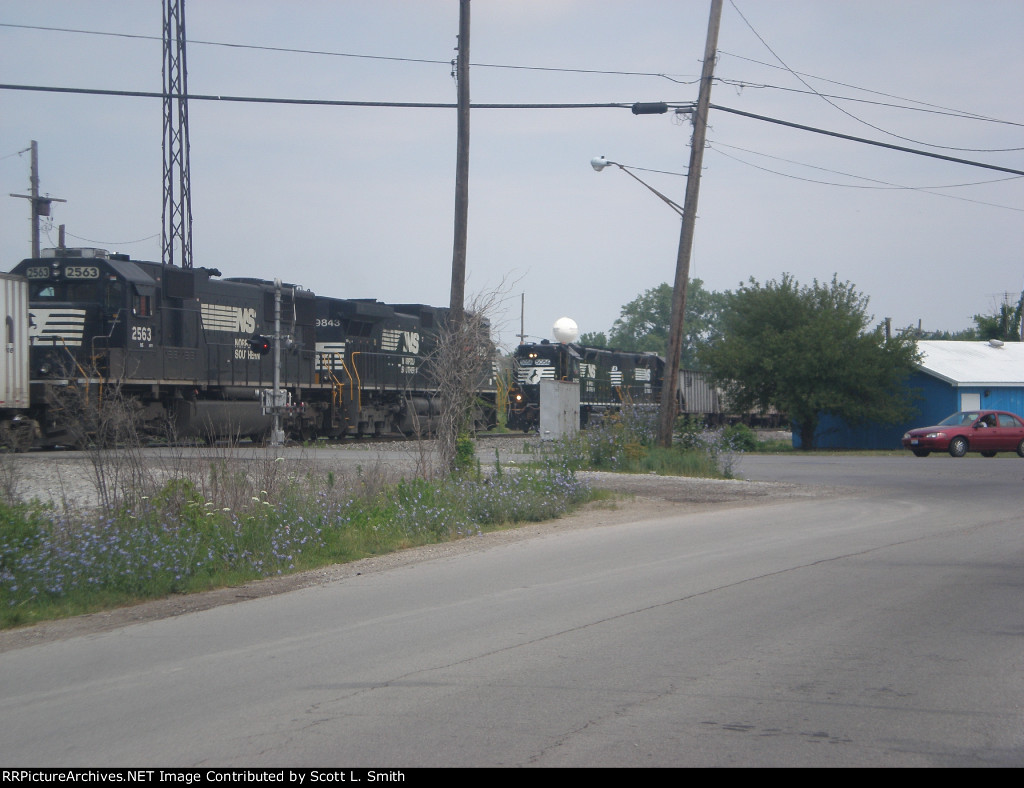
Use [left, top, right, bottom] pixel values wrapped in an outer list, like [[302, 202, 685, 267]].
[[5, 247, 496, 449], [506, 336, 780, 432], [507, 340, 668, 431]]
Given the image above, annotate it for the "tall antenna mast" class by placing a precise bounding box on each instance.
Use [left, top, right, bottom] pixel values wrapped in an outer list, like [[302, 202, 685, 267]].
[[162, 0, 193, 268]]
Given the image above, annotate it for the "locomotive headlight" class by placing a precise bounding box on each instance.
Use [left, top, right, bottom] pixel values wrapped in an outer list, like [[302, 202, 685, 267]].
[[38, 362, 51, 376], [514, 393, 523, 402]]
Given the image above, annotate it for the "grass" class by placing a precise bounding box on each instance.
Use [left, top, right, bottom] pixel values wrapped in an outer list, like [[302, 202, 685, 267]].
[[0, 454, 594, 630], [0, 408, 758, 630], [548, 411, 751, 479]]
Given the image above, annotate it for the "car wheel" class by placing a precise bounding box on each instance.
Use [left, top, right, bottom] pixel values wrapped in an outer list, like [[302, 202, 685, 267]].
[[1017, 438, 1024, 458], [911, 448, 930, 457], [948, 436, 968, 457], [980, 451, 997, 457]]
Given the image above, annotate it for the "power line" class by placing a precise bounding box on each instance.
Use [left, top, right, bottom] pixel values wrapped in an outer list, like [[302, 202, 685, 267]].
[[711, 140, 1022, 190], [2, 80, 1019, 176], [718, 50, 1014, 125], [9, 18, 1023, 131], [720, 1, 1024, 150], [47, 228, 161, 246], [0, 22, 699, 83], [0, 146, 33, 163], [0, 82, 642, 110], [707, 140, 1024, 212], [709, 103, 1024, 176], [714, 78, 1024, 143]]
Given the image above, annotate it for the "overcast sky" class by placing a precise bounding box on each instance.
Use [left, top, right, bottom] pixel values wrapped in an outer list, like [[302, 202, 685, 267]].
[[2, 0, 1022, 349]]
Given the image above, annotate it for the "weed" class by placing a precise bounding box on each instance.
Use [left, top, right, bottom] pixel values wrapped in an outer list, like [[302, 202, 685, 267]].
[[0, 449, 595, 629]]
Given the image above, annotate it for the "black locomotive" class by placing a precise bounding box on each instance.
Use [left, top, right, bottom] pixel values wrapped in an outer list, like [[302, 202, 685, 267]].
[[507, 340, 667, 431], [7, 247, 496, 448]]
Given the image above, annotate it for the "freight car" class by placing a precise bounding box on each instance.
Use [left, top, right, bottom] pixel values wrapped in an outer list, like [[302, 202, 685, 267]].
[[5, 247, 495, 449], [0, 272, 35, 450]]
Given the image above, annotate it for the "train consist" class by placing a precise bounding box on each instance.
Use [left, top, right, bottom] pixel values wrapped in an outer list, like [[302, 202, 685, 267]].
[[0, 248, 774, 450], [506, 336, 783, 431], [0, 247, 496, 449]]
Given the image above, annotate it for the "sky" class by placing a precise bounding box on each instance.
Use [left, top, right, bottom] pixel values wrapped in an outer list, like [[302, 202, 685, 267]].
[[1, 0, 1022, 350]]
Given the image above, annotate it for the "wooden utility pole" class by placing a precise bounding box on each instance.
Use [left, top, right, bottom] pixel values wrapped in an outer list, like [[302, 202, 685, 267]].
[[657, 0, 723, 448], [449, 0, 471, 325], [519, 293, 526, 344], [9, 141, 65, 258]]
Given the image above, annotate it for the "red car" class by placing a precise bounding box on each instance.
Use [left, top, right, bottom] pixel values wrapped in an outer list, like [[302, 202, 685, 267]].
[[902, 410, 1024, 458]]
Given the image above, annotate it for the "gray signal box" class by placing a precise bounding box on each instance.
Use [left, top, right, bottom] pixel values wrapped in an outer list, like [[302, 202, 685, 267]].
[[539, 379, 579, 441]]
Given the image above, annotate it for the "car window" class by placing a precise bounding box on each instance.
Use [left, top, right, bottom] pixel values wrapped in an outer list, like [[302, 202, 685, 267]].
[[997, 414, 1021, 428]]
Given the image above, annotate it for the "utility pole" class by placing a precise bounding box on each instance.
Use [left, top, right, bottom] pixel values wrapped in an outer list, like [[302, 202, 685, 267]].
[[519, 293, 526, 345], [449, 0, 471, 325], [1017, 287, 1024, 342], [9, 141, 66, 258], [657, 0, 722, 448]]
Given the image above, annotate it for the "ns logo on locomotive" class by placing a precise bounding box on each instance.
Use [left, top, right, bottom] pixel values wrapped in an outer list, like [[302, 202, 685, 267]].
[[0, 247, 498, 450]]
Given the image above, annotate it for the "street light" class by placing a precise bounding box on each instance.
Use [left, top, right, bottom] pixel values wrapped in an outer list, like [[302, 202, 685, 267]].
[[591, 156, 687, 441], [590, 157, 684, 216]]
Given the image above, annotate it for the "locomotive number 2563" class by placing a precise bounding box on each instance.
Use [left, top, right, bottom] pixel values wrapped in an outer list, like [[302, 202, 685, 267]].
[[64, 266, 100, 279], [131, 326, 153, 343]]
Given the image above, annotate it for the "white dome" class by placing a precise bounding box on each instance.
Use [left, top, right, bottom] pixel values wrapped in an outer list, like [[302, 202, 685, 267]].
[[552, 317, 580, 344]]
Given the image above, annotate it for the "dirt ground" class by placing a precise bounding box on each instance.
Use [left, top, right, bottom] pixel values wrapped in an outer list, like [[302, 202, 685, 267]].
[[0, 469, 828, 654]]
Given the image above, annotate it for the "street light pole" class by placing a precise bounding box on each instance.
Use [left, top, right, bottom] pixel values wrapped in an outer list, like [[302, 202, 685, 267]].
[[590, 157, 685, 217], [658, 0, 722, 448]]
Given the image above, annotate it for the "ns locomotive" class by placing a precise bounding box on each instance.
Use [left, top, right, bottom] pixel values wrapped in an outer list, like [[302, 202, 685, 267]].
[[5, 247, 496, 448], [507, 340, 668, 431], [506, 337, 781, 432]]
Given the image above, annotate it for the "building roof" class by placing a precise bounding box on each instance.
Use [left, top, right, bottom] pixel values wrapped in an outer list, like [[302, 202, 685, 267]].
[[917, 340, 1024, 387]]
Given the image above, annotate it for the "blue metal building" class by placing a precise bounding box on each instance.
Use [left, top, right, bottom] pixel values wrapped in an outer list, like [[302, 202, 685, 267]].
[[796, 340, 1024, 450]]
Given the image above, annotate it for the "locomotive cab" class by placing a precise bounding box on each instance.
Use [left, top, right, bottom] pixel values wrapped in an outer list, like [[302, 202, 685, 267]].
[[508, 341, 582, 431], [13, 248, 158, 381], [11, 249, 320, 446]]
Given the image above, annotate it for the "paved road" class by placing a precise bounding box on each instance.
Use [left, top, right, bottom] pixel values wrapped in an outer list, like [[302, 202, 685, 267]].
[[2, 454, 1022, 766]]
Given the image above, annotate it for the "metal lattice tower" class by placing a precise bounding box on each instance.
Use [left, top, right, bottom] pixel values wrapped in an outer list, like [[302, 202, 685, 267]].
[[162, 0, 193, 269]]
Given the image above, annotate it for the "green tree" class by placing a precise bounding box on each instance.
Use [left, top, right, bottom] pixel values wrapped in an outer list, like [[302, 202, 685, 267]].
[[577, 331, 607, 347], [973, 295, 1023, 342], [607, 279, 726, 367], [916, 327, 978, 340], [696, 274, 920, 450]]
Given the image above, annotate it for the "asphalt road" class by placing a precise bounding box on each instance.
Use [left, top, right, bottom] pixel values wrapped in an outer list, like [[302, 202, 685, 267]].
[[2, 453, 1022, 767]]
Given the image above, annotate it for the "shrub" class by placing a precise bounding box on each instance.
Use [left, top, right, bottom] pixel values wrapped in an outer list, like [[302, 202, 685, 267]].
[[722, 423, 758, 453], [553, 407, 741, 478]]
